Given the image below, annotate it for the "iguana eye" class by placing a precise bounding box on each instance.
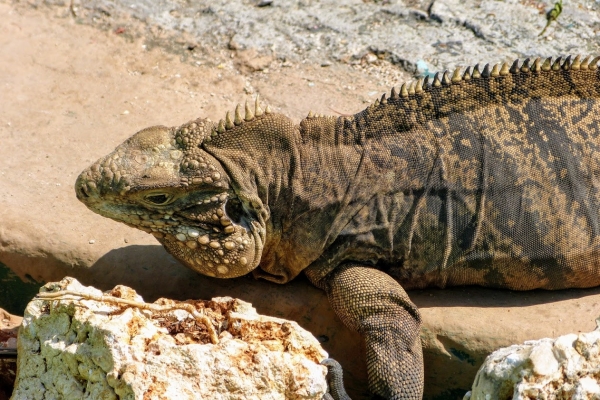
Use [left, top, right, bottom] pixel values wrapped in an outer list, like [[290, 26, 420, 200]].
[[143, 193, 174, 205]]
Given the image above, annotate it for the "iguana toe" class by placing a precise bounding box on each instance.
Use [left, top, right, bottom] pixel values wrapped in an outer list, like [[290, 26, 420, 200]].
[[321, 358, 351, 400]]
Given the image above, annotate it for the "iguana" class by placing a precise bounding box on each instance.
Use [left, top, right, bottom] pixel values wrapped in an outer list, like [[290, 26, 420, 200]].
[[75, 55, 600, 399]]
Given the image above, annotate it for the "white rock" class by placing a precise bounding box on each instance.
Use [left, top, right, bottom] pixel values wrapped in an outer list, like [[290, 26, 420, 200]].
[[467, 318, 600, 400], [529, 341, 559, 376], [11, 277, 328, 400]]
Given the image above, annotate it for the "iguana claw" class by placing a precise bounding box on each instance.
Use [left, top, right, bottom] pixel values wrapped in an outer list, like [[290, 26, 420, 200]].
[[321, 358, 351, 400]]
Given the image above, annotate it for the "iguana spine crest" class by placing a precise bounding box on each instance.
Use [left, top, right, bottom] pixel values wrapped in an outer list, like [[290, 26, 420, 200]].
[[207, 95, 272, 140], [390, 55, 598, 101], [203, 55, 599, 151]]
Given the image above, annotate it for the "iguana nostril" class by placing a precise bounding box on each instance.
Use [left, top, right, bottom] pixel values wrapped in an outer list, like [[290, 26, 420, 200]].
[[77, 183, 90, 198]]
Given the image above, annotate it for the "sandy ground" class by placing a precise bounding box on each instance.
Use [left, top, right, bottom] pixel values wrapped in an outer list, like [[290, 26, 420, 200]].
[[2, 2, 600, 399]]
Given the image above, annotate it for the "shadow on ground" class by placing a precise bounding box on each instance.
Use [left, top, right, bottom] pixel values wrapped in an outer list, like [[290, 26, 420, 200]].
[[4, 245, 600, 400]]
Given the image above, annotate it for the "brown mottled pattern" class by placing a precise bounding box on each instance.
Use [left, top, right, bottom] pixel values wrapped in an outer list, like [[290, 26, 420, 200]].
[[76, 56, 600, 399]]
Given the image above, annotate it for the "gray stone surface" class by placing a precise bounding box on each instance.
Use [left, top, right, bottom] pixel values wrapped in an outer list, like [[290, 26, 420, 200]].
[[67, 0, 600, 73]]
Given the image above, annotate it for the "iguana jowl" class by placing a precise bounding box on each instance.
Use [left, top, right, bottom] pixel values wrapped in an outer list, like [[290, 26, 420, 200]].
[[76, 55, 600, 399]]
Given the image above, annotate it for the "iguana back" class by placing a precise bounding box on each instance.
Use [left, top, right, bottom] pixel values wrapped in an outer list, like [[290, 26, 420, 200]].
[[290, 56, 600, 291]]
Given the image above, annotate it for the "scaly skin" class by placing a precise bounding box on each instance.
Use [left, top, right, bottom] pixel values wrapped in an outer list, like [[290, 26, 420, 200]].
[[76, 55, 600, 399]]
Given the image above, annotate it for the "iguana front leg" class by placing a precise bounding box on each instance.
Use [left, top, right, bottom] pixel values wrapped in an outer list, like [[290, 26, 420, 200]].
[[313, 264, 424, 399]]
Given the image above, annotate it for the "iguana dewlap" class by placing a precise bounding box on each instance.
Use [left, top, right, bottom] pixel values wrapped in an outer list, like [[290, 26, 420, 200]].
[[76, 55, 600, 399]]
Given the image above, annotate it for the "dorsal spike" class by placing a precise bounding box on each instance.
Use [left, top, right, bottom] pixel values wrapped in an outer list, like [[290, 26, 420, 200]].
[[423, 76, 430, 88], [217, 119, 226, 133], [499, 62, 510, 76], [571, 55, 581, 70], [225, 111, 234, 129], [408, 82, 416, 95], [432, 72, 442, 87], [490, 64, 500, 77], [307, 110, 315, 118], [254, 95, 264, 116], [520, 58, 530, 72], [244, 101, 254, 121], [462, 66, 472, 80], [374, 99, 380, 107], [400, 83, 409, 97], [542, 57, 552, 71], [590, 56, 600, 70], [234, 104, 243, 125], [562, 55, 572, 70], [442, 71, 451, 85], [581, 56, 591, 70], [265, 104, 272, 114], [509, 59, 520, 74], [380, 93, 387, 104], [415, 79, 424, 93], [390, 86, 398, 99], [451, 67, 461, 83], [471, 64, 481, 79], [481, 64, 490, 78], [532, 58, 541, 72], [552, 57, 562, 70]]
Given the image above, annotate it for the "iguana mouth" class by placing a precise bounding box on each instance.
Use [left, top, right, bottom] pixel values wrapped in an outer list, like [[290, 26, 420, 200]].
[[79, 190, 260, 279], [154, 200, 261, 279]]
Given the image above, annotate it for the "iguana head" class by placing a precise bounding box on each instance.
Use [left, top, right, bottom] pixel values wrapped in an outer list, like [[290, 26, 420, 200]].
[[75, 114, 266, 279]]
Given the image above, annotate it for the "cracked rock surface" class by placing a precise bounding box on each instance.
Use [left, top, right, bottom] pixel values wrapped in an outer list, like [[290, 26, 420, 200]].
[[11, 278, 328, 400]]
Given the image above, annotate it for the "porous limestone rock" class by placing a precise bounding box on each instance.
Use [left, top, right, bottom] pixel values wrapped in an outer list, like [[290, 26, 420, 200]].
[[11, 277, 328, 400], [464, 318, 600, 400]]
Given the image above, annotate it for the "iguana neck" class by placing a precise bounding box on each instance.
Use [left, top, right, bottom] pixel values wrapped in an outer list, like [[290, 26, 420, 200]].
[[203, 113, 299, 205], [259, 115, 378, 282], [203, 112, 361, 283], [201, 113, 303, 281]]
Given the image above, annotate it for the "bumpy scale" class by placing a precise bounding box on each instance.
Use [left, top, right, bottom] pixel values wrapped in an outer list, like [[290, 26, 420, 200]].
[[76, 56, 600, 399]]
